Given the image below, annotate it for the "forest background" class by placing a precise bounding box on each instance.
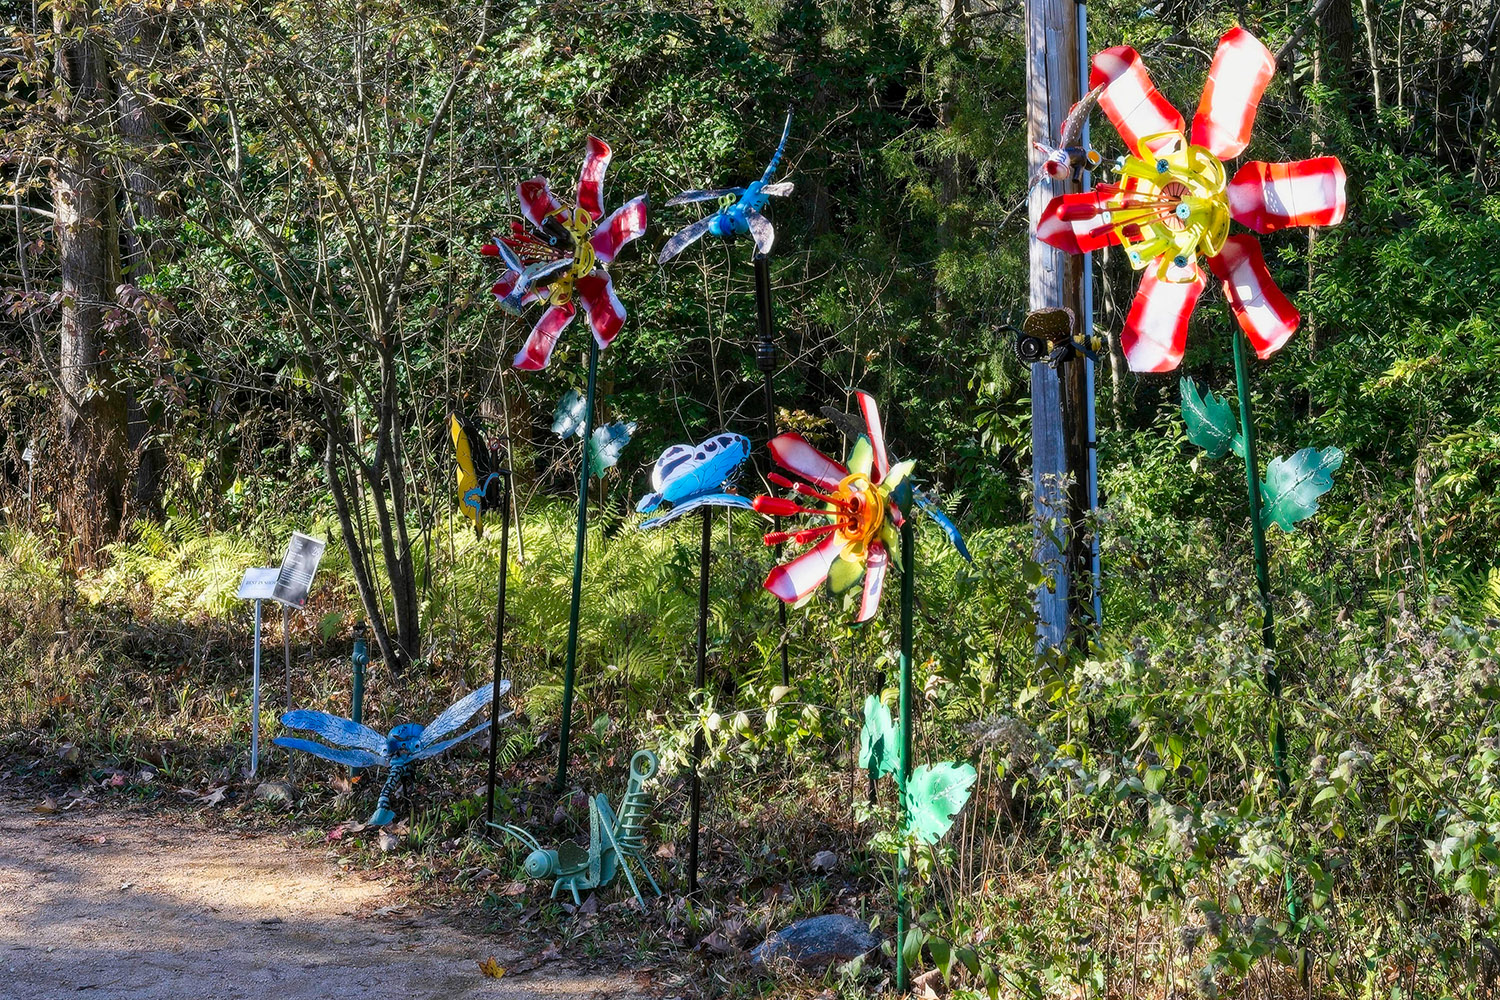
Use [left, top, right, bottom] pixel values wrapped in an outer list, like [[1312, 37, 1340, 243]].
[[4, 0, 1500, 997]]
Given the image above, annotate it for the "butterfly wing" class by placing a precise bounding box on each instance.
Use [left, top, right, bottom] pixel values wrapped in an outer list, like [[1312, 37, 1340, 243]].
[[281, 709, 388, 754], [449, 416, 484, 535], [273, 737, 385, 770], [638, 493, 754, 530]]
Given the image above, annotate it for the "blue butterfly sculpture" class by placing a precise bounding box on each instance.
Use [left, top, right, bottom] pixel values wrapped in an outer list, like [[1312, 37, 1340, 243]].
[[636, 432, 755, 529], [274, 682, 511, 826], [658, 111, 795, 263]]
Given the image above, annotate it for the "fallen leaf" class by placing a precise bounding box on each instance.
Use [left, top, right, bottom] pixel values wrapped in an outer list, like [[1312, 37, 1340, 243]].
[[498, 881, 528, 897], [119, 882, 134, 891], [196, 786, 228, 806], [810, 850, 839, 872], [107, 773, 126, 788], [577, 894, 598, 916], [694, 930, 738, 956], [259, 916, 283, 926], [330, 775, 354, 795], [372, 903, 407, 918], [476, 956, 505, 979], [33, 796, 60, 815], [57, 743, 80, 763], [378, 829, 399, 853]]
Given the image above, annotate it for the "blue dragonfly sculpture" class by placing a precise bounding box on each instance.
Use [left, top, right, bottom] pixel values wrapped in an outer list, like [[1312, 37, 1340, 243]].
[[635, 432, 755, 529], [657, 111, 795, 264], [275, 681, 511, 826]]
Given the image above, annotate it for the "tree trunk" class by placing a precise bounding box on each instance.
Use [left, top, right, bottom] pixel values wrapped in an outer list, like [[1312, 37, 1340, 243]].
[[52, 0, 128, 562], [115, 2, 172, 514]]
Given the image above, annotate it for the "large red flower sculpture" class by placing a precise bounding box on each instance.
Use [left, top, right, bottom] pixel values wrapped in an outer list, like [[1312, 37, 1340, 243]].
[[751, 393, 912, 623], [482, 137, 648, 371], [1036, 28, 1347, 372]]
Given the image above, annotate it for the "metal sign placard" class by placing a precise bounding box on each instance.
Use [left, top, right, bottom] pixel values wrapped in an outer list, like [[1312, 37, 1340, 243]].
[[236, 566, 278, 601], [272, 532, 325, 608]]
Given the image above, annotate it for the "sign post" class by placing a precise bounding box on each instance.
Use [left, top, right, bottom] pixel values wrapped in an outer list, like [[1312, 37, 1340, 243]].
[[21, 443, 34, 525], [235, 532, 326, 777]]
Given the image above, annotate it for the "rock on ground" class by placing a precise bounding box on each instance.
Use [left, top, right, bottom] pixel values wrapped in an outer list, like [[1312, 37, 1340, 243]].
[[749, 914, 881, 971]]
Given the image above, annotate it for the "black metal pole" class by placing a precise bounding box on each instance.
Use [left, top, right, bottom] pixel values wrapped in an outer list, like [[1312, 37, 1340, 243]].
[[754, 254, 791, 687], [554, 339, 600, 792], [485, 470, 514, 829], [687, 507, 712, 893]]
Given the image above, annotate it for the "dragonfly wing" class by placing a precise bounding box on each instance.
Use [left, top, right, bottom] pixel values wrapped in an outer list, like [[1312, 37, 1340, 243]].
[[745, 209, 775, 259], [280, 710, 387, 753], [638, 493, 754, 530], [664, 186, 744, 206], [657, 214, 718, 265], [760, 181, 794, 197], [273, 737, 384, 770], [419, 682, 507, 745], [410, 718, 502, 761]]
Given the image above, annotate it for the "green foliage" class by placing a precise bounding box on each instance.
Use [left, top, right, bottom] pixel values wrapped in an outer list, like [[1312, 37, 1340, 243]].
[[1259, 446, 1345, 533]]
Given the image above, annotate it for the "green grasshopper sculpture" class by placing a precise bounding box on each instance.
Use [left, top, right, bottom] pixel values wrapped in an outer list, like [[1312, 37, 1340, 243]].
[[493, 749, 663, 908]]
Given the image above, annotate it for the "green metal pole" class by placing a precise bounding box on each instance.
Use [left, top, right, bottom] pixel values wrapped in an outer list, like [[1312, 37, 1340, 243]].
[[349, 620, 367, 779], [554, 339, 600, 793], [1230, 326, 1286, 791], [895, 486, 915, 995], [1230, 326, 1297, 930], [485, 471, 514, 829]]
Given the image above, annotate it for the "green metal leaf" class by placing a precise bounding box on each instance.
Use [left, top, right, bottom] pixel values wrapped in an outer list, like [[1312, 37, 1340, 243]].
[[551, 390, 587, 439], [587, 421, 635, 478], [857, 695, 898, 781], [1180, 377, 1243, 460], [902, 761, 977, 845], [1260, 446, 1344, 533]]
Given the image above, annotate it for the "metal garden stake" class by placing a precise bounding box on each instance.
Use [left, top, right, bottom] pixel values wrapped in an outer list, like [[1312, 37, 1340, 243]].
[[485, 470, 515, 827], [555, 339, 600, 793]]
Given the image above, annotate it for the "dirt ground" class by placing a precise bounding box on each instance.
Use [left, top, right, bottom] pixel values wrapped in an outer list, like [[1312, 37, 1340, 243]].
[[0, 796, 654, 1000]]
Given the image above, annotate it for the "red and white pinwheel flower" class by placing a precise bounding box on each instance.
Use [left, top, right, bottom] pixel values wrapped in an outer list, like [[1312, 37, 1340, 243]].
[[751, 392, 913, 623], [481, 137, 648, 371], [1036, 28, 1347, 372]]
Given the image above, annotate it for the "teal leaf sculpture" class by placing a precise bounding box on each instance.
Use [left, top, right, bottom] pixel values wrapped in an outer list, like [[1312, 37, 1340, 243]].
[[903, 763, 979, 846], [589, 421, 635, 477], [1180, 377, 1244, 460], [857, 694, 975, 845], [858, 695, 898, 781], [1260, 446, 1344, 532], [552, 390, 588, 438]]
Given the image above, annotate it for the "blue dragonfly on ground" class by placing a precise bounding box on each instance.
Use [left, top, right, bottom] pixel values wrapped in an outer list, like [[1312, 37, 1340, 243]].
[[274, 682, 511, 826], [658, 111, 795, 263]]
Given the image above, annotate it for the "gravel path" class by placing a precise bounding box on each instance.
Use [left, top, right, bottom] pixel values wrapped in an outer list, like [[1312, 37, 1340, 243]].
[[0, 796, 649, 1000]]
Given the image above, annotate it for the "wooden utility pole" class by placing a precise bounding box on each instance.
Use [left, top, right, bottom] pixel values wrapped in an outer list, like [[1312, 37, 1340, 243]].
[[1025, 0, 1093, 648]]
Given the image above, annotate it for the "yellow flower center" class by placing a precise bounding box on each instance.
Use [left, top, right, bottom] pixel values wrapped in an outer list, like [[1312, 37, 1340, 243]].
[[1106, 133, 1229, 281], [832, 473, 887, 562]]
